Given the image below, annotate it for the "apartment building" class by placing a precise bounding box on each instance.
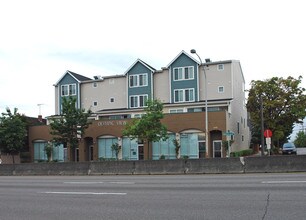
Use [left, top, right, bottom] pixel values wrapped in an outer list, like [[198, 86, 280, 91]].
[[29, 50, 250, 162]]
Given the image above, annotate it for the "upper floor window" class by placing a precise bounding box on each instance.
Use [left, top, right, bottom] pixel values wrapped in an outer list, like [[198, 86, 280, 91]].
[[218, 86, 224, 93], [174, 88, 194, 103], [169, 109, 184, 113], [174, 66, 194, 81], [93, 82, 97, 88], [217, 64, 224, 71], [61, 84, 76, 96], [129, 73, 148, 88], [130, 94, 148, 108]]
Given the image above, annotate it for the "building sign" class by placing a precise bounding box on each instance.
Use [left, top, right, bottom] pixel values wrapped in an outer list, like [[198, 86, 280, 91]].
[[98, 120, 128, 126]]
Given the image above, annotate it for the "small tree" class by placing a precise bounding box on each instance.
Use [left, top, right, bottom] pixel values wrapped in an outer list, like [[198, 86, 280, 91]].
[[44, 142, 53, 162], [123, 99, 168, 159], [0, 108, 27, 163], [49, 96, 92, 161], [173, 139, 181, 159], [111, 143, 121, 160], [294, 131, 306, 148]]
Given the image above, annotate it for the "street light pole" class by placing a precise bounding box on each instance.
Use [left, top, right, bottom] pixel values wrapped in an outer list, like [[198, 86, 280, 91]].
[[190, 49, 209, 158]]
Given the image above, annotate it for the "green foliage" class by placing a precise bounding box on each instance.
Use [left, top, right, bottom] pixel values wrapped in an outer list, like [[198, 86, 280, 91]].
[[230, 149, 253, 157], [222, 140, 234, 150], [123, 99, 168, 143], [172, 139, 180, 158], [246, 76, 306, 146], [44, 142, 53, 162], [0, 108, 27, 159], [49, 97, 92, 149], [294, 131, 306, 148], [111, 143, 121, 160], [160, 155, 165, 160]]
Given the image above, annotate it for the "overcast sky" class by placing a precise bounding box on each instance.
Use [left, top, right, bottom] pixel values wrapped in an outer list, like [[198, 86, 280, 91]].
[[1, 0, 305, 124]]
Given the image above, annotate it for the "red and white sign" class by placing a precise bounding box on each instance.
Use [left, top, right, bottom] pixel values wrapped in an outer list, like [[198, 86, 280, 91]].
[[264, 129, 273, 138]]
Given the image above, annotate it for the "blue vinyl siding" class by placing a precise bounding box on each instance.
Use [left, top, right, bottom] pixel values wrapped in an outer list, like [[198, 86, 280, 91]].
[[58, 74, 80, 113], [170, 53, 198, 103], [127, 62, 153, 108]]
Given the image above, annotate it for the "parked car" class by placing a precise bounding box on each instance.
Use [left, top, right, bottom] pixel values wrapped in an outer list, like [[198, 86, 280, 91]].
[[282, 142, 297, 155]]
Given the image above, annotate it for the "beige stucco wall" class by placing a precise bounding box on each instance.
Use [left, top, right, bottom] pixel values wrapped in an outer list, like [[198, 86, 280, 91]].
[[153, 69, 170, 103], [81, 77, 127, 112]]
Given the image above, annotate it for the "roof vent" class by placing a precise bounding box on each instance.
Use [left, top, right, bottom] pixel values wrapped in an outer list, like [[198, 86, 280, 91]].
[[93, 75, 102, 80], [205, 58, 211, 63]]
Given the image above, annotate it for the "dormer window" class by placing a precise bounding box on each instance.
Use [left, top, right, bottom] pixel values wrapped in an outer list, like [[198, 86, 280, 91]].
[[174, 66, 194, 81]]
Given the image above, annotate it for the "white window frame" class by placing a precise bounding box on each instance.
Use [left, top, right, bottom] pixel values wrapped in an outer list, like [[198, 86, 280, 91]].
[[130, 94, 148, 108], [173, 66, 194, 81], [61, 84, 76, 96], [217, 64, 224, 71], [129, 73, 148, 88], [169, 109, 184, 113], [174, 88, 195, 103], [218, 86, 224, 93]]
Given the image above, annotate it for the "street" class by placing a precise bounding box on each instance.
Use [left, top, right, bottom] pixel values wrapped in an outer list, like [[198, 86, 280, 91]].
[[0, 173, 306, 220]]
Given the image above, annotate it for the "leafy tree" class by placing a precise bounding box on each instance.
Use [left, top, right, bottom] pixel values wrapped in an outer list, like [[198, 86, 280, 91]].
[[294, 131, 306, 148], [49, 96, 92, 161], [246, 76, 306, 147], [123, 99, 168, 159], [0, 108, 27, 163]]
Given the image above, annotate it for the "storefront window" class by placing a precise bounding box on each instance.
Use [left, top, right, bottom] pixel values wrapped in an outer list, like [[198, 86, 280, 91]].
[[152, 134, 176, 160]]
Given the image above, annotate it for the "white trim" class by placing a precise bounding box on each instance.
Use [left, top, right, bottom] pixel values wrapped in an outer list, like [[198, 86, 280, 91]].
[[129, 73, 148, 88], [129, 94, 148, 108], [124, 59, 155, 75], [173, 66, 194, 81], [174, 88, 195, 103], [166, 50, 200, 68], [217, 64, 224, 71], [218, 86, 224, 93]]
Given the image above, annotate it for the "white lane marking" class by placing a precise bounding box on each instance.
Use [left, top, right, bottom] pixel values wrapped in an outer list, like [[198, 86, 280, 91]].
[[40, 192, 127, 195], [64, 182, 104, 184], [64, 181, 135, 185], [262, 180, 306, 184], [109, 182, 135, 184]]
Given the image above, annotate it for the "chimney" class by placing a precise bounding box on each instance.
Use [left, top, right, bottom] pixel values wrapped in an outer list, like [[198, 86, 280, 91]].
[[38, 115, 43, 123]]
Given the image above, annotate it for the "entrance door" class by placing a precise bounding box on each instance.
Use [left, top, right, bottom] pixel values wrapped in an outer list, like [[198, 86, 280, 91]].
[[75, 148, 79, 161], [88, 145, 94, 161], [213, 140, 222, 158], [138, 140, 144, 160]]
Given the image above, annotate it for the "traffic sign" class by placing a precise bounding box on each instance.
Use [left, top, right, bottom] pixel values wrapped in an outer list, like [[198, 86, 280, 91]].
[[264, 129, 272, 138]]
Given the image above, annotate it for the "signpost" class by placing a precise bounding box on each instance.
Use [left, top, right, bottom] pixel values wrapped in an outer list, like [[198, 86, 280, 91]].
[[264, 129, 273, 155]]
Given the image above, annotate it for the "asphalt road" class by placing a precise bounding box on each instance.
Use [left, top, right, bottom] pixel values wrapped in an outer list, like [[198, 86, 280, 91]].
[[0, 173, 306, 220]]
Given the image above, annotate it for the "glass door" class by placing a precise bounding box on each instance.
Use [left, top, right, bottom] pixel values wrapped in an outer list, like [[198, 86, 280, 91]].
[[213, 140, 222, 158]]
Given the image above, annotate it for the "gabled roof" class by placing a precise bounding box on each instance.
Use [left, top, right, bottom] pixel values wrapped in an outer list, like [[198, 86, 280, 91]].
[[166, 50, 200, 68], [54, 70, 92, 86], [124, 59, 156, 75]]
